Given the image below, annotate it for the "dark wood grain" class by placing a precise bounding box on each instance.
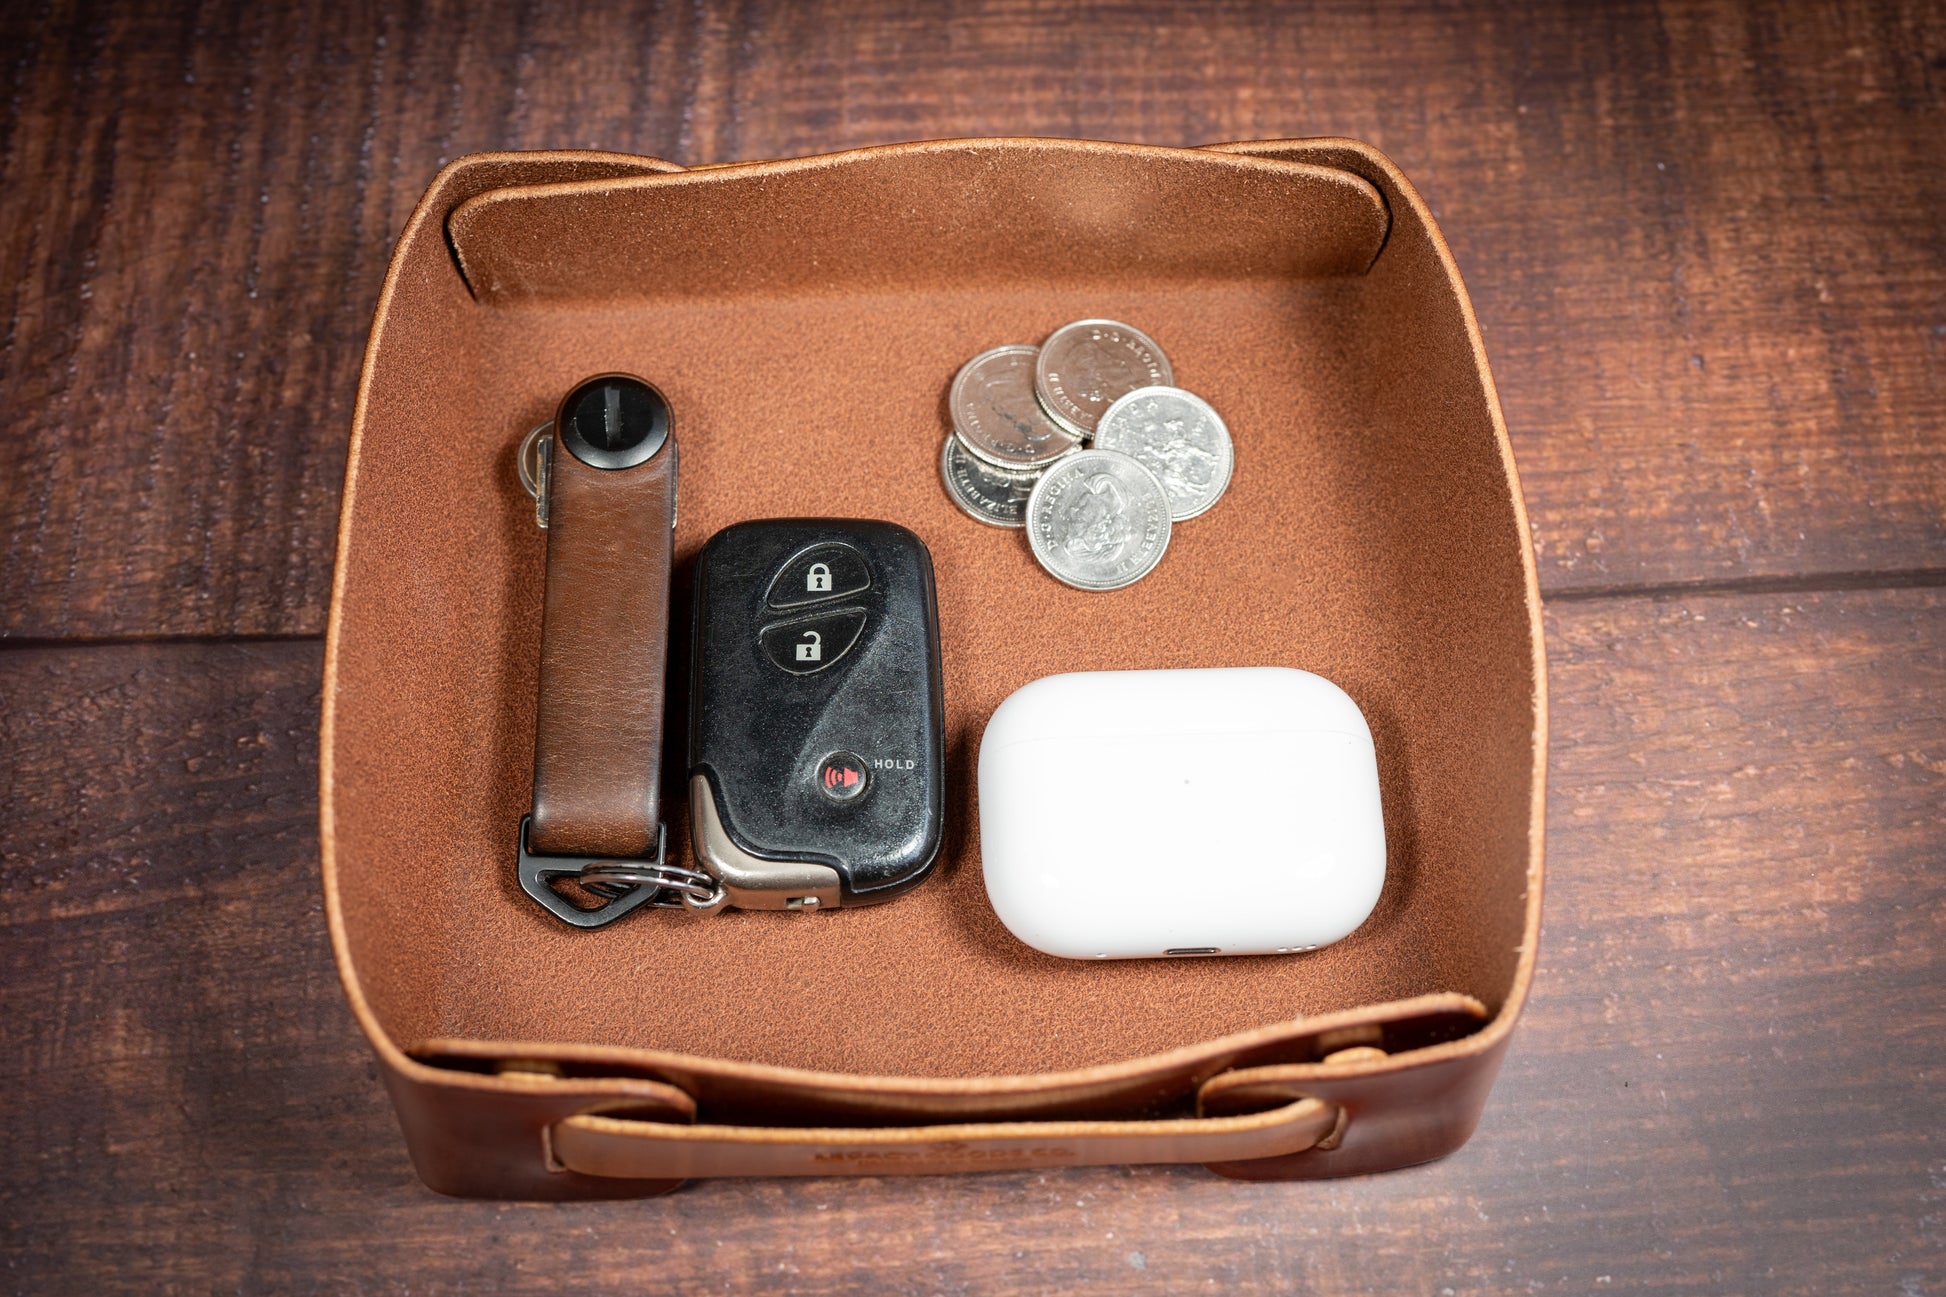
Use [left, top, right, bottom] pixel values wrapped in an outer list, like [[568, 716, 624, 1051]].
[[3, 592, 1942, 1294], [1, 0, 1943, 637]]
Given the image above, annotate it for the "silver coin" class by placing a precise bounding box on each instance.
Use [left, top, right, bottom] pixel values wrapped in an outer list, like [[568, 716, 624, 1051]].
[[939, 433, 1044, 528], [1024, 449, 1173, 591], [950, 345, 1082, 469], [1093, 386, 1235, 521], [1033, 319, 1173, 438]]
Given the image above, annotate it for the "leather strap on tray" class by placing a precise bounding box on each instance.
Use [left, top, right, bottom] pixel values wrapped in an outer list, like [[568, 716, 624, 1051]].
[[529, 439, 678, 858], [549, 1097, 1338, 1180]]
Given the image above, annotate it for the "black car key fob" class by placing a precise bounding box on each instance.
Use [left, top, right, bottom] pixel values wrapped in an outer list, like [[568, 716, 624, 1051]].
[[688, 519, 946, 911]]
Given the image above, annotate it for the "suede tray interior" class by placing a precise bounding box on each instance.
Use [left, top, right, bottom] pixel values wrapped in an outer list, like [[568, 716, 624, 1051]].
[[327, 140, 1539, 1079]]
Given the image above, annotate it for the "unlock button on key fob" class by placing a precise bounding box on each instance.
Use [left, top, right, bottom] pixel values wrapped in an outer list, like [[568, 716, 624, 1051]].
[[760, 608, 867, 674]]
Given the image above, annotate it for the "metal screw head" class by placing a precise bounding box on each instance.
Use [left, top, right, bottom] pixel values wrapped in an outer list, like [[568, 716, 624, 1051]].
[[554, 373, 671, 470]]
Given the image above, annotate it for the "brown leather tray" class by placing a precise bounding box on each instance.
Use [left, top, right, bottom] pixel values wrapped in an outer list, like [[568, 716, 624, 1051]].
[[321, 137, 1546, 1199]]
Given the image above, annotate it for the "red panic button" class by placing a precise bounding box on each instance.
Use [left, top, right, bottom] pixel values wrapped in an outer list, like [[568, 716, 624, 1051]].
[[815, 752, 870, 803]]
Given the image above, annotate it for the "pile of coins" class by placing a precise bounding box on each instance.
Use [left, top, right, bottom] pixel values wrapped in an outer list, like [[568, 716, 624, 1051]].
[[938, 318, 1235, 591]]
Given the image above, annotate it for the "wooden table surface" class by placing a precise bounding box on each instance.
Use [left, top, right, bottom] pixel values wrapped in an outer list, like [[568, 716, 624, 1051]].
[[3, 1, 1942, 1292]]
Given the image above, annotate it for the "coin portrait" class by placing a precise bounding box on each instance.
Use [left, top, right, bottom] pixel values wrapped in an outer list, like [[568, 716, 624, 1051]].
[[950, 344, 1080, 468], [1053, 472, 1132, 560], [1025, 449, 1172, 591], [1033, 319, 1173, 437]]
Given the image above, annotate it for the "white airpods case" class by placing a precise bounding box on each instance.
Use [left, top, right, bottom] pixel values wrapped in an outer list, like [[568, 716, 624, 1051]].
[[977, 667, 1386, 960]]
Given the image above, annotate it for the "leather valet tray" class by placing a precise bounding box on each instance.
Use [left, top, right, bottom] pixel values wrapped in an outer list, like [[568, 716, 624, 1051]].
[[321, 137, 1546, 1199]]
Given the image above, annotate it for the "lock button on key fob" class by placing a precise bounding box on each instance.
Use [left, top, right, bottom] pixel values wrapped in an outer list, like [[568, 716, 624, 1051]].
[[767, 543, 871, 609], [690, 520, 946, 909]]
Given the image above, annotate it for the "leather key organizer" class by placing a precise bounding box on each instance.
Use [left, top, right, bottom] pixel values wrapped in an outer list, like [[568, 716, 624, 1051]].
[[515, 373, 703, 927]]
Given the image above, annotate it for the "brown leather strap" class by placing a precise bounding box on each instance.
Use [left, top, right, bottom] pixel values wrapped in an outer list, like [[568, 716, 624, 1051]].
[[549, 1097, 1337, 1180], [529, 437, 678, 858]]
